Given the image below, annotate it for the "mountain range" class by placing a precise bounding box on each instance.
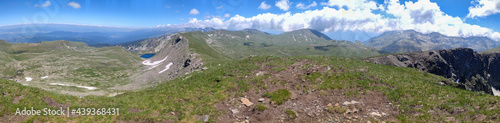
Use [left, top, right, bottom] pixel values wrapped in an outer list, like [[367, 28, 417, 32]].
[[365, 30, 498, 53], [0, 24, 215, 46]]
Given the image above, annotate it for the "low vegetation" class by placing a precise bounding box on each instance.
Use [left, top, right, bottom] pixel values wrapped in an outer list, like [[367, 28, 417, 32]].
[[1, 56, 499, 122], [285, 109, 297, 119], [262, 89, 292, 105], [254, 103, 269, 111]]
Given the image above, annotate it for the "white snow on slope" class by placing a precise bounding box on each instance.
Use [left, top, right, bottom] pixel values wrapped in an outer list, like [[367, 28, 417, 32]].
[[25, 77, 32, 82], [142, 56, 168, 66], [41, 76, 49, 79], [492, 86, 500, 96], [159, 62, 174, 74], [49, 83, 98, 90]]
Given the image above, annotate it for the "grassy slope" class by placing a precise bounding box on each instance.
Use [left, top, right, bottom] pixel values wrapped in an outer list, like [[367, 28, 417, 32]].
[[1, 56, 499, 122], [182, 31, 231, 64], [482, 46, 500, 53]]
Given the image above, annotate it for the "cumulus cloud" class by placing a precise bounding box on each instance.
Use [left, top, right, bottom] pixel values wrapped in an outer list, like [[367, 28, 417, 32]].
[[224, 13, 231, 17], [189, 8, 200, 15], [34, 0, 51, 7], [467, 0, 500, 18], [42, 1, 51, 7], [321, 0, 382, 10], [217, 6, 223, 9], [67, 2, 81, 9], [296, 1, 317, 9], [176, 0, 500, 41], [258, 1, 271, 10], [275, 0, 292, 11]]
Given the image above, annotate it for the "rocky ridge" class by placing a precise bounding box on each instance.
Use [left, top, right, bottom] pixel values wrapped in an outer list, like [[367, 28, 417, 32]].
[[366, 48, 500, 95]]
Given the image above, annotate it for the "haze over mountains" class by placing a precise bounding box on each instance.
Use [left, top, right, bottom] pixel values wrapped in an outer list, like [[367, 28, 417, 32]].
[[0, 24, 215, 46]]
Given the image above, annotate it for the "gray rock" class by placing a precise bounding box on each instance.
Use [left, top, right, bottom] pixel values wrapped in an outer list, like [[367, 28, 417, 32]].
[[258, 98, 265, 102], [202, 115, 209, 122], [231, 109, 239, 114]]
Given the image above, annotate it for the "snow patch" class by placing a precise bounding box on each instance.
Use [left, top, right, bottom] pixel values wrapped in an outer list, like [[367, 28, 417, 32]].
[[159, 62, 174, 73], [25, 77, 32, 82], [41, 76, 49, 79], [145, 64, 161, 71], [492, 86, 500, 96], [49, 83, 98, 90], [142, 56, 168, 66]]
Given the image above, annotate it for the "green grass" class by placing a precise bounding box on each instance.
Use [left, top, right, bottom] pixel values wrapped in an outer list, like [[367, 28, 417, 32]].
[[1, 56, 500, 122], [181, 31, 230, 64], [326, 106, 347, 114], [262, 89, 291, 105], [254, 103, 269, 111], [285, 109, 297, 119]]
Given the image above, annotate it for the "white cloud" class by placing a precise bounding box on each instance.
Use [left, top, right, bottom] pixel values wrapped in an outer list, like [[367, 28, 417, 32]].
[[217, 6, 223, 9], [67, 2, 81, 9], [224, 13, 231, 17], [258, 1, 271, 10], [296, 1, 317, 9], [204, 16, 212, 19], [321, 0, 382, 10], [189, 8, 200, 15], [467, 0, 500, 18], [384, 0, 499, 40], [275, 0, 292, 11], [36, 0, 51, 7], [177, 0, 500, 41]]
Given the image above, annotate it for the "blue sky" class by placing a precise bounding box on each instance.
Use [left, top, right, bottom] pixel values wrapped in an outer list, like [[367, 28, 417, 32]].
[[0, 0, 499, 40]]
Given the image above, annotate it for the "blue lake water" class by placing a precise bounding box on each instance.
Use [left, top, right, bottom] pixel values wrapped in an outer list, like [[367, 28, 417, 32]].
[[140, 53, 156, 58]]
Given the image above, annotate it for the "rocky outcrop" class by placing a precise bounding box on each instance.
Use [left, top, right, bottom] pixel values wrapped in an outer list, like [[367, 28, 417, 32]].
[[366, 48, 500, 95], [121, 34, 177, 54]]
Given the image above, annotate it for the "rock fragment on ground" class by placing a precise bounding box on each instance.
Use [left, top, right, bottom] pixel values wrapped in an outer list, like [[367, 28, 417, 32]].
[[241, 98, 253, 106], [231, 109, 239, 114], [258, 98, 265, 102], [202, 115, 209, 122]]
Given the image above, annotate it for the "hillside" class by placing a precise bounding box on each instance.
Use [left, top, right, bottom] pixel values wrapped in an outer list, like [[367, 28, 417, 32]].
[[178, 29, 387, 59], [365, 30, 498, 53], [2, 56, 500, 122], [0, 41, 143, 96], [482, 46, 500, 53]]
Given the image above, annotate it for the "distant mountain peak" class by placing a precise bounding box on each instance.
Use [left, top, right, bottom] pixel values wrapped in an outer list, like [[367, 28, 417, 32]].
[[285, 29, 332, 40], [242, 28, 268, 34]]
